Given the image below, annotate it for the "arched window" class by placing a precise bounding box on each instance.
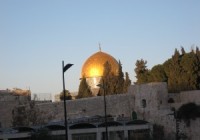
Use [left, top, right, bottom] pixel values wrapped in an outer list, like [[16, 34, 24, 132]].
[[168, 98, 175, 103], [141, 99, 146, 108], [132, 111, 137, 120]]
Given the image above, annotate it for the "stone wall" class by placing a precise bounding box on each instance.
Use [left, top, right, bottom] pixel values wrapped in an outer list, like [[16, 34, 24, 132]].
[[0, 94, 29, 102], [38, 93, 135, 122], [131, 83, 200, 140], [1, 82, 200, 139], [0, 95, 29, 128], [180, 90, 200, 104], [132, 82, 168, 118], [0, 101, 18, 128]]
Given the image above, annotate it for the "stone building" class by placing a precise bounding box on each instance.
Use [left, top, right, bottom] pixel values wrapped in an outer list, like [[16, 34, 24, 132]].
[[0, 82, 200, 140], [81, 49, 119, 95]]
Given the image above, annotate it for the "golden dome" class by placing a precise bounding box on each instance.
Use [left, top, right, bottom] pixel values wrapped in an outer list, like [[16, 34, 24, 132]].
[[81, 51, 119, 78]]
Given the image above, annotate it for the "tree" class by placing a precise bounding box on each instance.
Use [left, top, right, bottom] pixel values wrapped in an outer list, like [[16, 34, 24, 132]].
[[134, 59, 149, 84], [59, 90, 72, 100], [177, 103, 200, 126], [179, 52, 199, 90], [181, 46, 186, 55], [77, 76, 93, 98], [115, 60, 125, 94], [98, 61, 115, 95], [134, 47, 200, 92], [12, 100, 52, 127], [164, 47, 200, 92], [98, 61, 130, 95], [149, 64, 167, 82], [124, 72, 131, 93], [163, 49, 182, 92], [171, 49, 182, 92], [196, 46, 200, 88]]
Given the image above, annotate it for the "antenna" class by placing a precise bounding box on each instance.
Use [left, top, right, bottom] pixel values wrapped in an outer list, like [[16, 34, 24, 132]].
[[99, 42, 101, 51]]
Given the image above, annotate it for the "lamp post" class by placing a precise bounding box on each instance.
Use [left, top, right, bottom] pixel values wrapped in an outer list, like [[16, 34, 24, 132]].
[[62, 61, 73, 140], [97, 79, 108, 140]]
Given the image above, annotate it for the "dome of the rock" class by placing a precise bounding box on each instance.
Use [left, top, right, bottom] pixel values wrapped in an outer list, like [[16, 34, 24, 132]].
[[81, 51, 119, 78]]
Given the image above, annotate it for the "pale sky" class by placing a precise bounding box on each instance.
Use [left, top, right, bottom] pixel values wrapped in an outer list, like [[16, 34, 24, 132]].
[[0, 0, 200, 95]]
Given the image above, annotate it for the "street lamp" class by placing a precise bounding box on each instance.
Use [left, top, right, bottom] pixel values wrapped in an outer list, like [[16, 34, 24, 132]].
[[62, 61, 73, 140], [97, 79, 108, 140]]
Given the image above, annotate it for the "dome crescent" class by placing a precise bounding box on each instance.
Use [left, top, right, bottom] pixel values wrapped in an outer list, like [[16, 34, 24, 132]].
[[81, 51, 119, 78]]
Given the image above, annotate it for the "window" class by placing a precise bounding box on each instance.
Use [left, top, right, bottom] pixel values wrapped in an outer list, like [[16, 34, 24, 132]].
[[168, 98, 175, 103], [141, 99, 146, 108]]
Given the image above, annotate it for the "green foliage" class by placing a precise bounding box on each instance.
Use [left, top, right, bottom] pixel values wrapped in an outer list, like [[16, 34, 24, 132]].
[[179, 52, 199, 91], [59, 90, 72, 100], [164, 49, 182, 92], [149, 64, 167, 82], [134, 59, 150, 84], [78, 61, 130, 97], [98, 61, 131, 96], [100, 61, 118, 95], [115, 60, 125, 93], [177, 102, 200, 126], [12, 100, 51, 127], [181, 46, 186, 54], [77, 76, 93, 98], [135, 46, 200, 92], [124, 72, 131, 93]]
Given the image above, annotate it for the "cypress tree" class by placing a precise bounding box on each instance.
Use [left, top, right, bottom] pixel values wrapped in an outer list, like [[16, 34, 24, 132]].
[[124, 72, 131, 93], [134, 59, 149, 84], [167, 49, 181, 92], [196, 47, 200, 88], [149, 64, 167, 82], [115, 60, 124, 94], [180, 51, 199, 90], [181, 46, 186, 55], [101, 61, 116, 95], [77, 76, 92, 98], [99, 61, 129, 95], [137, 47, 200, 92]]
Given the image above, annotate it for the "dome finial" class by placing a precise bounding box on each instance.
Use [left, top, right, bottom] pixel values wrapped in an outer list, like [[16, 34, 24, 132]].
[[98, 43, 101, 52]]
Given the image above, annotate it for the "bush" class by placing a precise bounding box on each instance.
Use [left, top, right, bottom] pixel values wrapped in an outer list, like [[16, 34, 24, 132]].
[[177, 103, 200, 126]]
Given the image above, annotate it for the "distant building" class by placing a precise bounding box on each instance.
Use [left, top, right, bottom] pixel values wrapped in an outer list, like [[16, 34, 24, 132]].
[[0, 88, 30, 96], [11, 88, 31, 96], [0, 89, 12, 95], [31, 93, 52, 101]]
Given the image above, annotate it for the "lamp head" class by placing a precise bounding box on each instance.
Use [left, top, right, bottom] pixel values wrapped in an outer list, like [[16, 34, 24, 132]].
[[63, 63, 74, 72]]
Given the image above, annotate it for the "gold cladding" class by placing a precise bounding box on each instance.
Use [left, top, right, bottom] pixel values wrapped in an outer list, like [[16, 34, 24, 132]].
[[81, 51, 119, 78]]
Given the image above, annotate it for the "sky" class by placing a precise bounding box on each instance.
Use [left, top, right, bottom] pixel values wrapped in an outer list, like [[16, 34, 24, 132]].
[[0, 0, 200, 96]]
